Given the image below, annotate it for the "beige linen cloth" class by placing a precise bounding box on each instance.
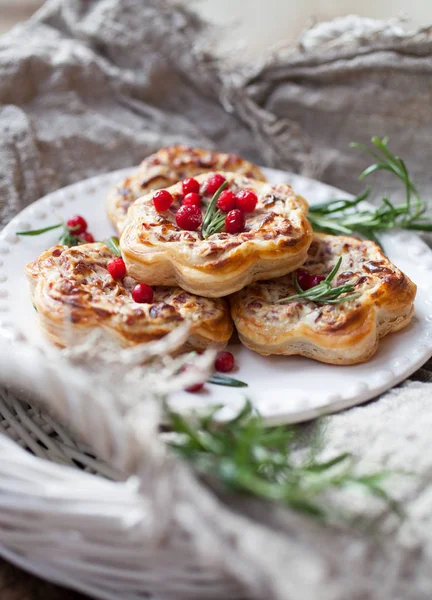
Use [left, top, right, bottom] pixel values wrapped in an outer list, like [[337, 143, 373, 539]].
[[0, 1, 432, 599]]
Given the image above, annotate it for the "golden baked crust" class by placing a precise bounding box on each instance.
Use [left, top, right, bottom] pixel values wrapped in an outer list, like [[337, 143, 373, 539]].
[[230, 233, 417, 365], [25, 243, 233, 350], [121, 172, 313, 298], [107, 145, 266, 232]]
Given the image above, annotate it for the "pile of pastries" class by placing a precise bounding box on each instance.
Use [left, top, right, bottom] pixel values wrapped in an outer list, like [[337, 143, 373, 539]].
[[26, 146, 417, 365]]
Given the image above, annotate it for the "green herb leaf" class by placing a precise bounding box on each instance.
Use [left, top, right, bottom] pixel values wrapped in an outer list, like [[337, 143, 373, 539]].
[[277, 256, 361, 305], [308, 137, 432, 243], [208, 373, 248, 388], [58, 228, 80, 248], [16, 219, 94, 249], [202, 182, 228, 239], [16, 223, 63, 236], [167, 401, 399, 522], [104, 236, 121, 257]]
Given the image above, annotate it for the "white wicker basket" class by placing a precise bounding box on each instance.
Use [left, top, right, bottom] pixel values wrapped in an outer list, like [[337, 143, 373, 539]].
[[0, 329, 256, 600], [2, 326, 390, 600]]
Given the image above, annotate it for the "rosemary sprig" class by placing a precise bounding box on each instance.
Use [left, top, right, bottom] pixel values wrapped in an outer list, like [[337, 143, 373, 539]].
[[277, 257, 361, 305], [167, 401, 399, 521], [308, 136, 432, 243], [17, 221, 81, 248], [208, 373, 248, 388], [202, 181, 228, 239], [104, 236, 121, 257]]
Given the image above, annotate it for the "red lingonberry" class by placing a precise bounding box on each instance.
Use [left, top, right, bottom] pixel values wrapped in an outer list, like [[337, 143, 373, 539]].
[[183, 192, 201, 207], [216, 190, 236, 212], [176, 204, 202, 231], [182, 177, 200, 195], [215, 351, 235, 373], [308, 274, 326, 288], [153, 190, 174, 212], [107, 257, 126, 279], [225, 209, 245, 234], [132, 283, 154, 304], [205, 174, 226, 195], [296, 269, 325, 291], [79, 231, 94, 243], [236, 189, 258, 212], [67, 215, 87, 235], [184, 365, 205, 393]]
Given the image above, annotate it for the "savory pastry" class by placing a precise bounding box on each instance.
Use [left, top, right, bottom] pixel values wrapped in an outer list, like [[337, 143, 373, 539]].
[[107, 145, 265, 232], [230, 233, 416, 365], [25, 243, 233, 350], [121, 172, 313, 298]]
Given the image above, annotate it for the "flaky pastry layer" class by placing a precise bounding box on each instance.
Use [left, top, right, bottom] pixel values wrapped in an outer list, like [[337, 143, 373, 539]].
[[25, 243, 233, 350], [230, 233, 417, 365], [106, 145, 265, 232], [121, 172, 313, 298]]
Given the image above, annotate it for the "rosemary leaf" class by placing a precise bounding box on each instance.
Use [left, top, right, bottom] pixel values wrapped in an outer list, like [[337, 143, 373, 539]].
[[16, 223, 63, 236], [167, 401, 399, 522], [202, 182, 228, 239], [277, 256, 360, 305], [59, 229, 80, 247], [208, 374, 248, 388], [309, 136, 432, 241], [104, 236, 121, 257]]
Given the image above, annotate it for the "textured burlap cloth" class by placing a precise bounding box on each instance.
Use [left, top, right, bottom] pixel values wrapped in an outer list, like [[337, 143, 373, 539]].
[[1, 1, 432, 598]]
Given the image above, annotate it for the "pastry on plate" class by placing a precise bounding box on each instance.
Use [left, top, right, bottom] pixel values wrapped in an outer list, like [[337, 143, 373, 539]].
[[25, 243, 233, 350], [106, 145, 265, 232], [230, 233, 417, 365], [121, 172, 313, 298]]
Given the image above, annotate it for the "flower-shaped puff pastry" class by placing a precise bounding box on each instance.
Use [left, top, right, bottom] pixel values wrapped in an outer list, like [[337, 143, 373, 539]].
[[25, 243, 233, 350], [121, 172, 313, 298], [230, 234, 416, 365], [106, 145, 265, 232]]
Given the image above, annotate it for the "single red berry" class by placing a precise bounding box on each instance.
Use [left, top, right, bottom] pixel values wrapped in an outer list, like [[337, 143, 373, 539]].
[[236, 189, 258, 212], [79, 231, 94, 243], [186, 381, 205, 393], [296, 269, 310, 290], [182, 177, 200, 195], [153, 189, 174, 212], [183, 192, 201, 207], [216, 190, 236, 212], [184, 365, 205, 393], [176, 204, 202, 231], [225, 209, 245, 234], [132, 283, 154, 304], [205, 174, 226, 195], [308, 274, 326, 288], [107, 257, 126, 279], [215, 351, 235, 373], [296, 269, 325, 291], [67, 215, 87, 235]]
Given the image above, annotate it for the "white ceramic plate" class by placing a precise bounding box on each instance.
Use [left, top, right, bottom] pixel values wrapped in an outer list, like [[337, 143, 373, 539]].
[[1, 167, 431, 424]]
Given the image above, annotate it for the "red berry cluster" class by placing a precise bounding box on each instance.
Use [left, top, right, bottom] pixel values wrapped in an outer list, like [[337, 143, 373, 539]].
[[66, 215, 95, 244], [151, 174, 259, 235]]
